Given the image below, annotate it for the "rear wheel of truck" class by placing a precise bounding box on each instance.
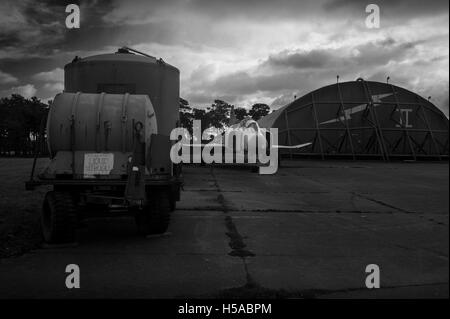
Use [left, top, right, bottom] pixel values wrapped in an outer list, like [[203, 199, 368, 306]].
[[41, 191, 77, 244], [135, 191, 171, 235]]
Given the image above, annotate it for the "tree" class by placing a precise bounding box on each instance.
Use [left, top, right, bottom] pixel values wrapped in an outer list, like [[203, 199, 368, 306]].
[[179, 97, 190, 111], [179, 97, 193, 132], [207, 99, 232, 128], [0, 94, 48, 156], [177, 98, 255, 135], [234, 107, 248, 121], [249, 103, 270, 121]]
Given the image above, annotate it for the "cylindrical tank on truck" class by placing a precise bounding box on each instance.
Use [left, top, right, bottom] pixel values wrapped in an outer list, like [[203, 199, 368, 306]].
[[26, 47, 182, 243]]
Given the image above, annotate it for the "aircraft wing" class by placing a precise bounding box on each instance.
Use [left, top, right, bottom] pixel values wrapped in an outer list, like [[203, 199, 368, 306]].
[[273, 142, 312, 149], [182, 142, 312, 149]]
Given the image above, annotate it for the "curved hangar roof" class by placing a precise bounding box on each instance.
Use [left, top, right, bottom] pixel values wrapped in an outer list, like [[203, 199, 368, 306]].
[[259, 79, 449, 160]]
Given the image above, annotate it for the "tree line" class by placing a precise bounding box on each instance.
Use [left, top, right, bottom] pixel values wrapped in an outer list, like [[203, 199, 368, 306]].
[[0, 94, 49, 157], [0, 94, 270, 157], [179, 98, 270, 134]]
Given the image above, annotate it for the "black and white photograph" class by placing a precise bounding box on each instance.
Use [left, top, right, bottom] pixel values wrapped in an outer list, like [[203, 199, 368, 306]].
[[0, 0, 448, 309]]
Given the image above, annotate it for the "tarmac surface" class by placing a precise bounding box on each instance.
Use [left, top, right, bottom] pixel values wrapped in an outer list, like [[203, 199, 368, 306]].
[[0, 160, 448, 298]]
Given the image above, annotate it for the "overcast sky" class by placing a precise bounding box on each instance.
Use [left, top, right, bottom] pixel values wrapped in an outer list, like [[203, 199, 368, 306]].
[[0, 0, 448, 115]]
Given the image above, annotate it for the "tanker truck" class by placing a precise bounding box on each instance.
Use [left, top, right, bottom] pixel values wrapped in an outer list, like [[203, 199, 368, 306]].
[[26, 47, 182, 243]]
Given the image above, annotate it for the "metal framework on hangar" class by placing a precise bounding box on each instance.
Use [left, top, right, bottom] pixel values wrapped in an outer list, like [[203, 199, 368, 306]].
[[259, 78, 449, 161]]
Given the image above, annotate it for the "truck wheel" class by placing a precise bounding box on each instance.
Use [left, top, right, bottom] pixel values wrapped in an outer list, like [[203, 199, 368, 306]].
[[135, 191, 171, 235], [41, 191, 77, 243]]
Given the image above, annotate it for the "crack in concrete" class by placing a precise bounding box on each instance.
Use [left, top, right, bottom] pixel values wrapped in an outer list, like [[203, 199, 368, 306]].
[[216, 280, 450, 299], [335, 211, 450, 260], [184, 189, 333, 194], [179, 207, 404, 214], [296, 175, 449, 259], [309, 281, 450, 298], [210, 169, 255, 259], [351, 192, 416, 214], [206, 167, 449, 298], [209, 168, 257, 291], [298, 173, 422, 214]]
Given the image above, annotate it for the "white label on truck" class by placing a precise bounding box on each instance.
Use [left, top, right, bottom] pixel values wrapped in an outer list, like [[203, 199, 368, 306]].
[[83, 153, 114, 178]]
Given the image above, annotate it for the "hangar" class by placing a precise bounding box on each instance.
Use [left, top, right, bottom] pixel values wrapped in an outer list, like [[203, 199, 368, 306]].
[[258, 79, 449, 160]]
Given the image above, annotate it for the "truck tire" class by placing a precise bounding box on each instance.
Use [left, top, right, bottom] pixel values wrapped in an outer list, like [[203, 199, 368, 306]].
[[135, 191, 171, 235], [41, 191, 77, 243]]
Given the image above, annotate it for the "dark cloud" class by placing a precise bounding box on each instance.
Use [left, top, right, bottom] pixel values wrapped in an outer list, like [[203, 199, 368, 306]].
[[185, 35, 448, 114], [0, 70, 18, 85], [324, 0, 449, 16], [2, 0, 448, 58], [265, 50, 332, 69], [0, 0, 447, 115], [185, 0, 323, 20], [0, 0, 115, 57], [189, 69, 320, 104], [103, 0, 325, 24], [260, 38, 421, 72]]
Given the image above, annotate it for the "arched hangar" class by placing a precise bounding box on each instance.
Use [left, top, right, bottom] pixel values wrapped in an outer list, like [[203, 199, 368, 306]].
[[258, 79, 449, 160]]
